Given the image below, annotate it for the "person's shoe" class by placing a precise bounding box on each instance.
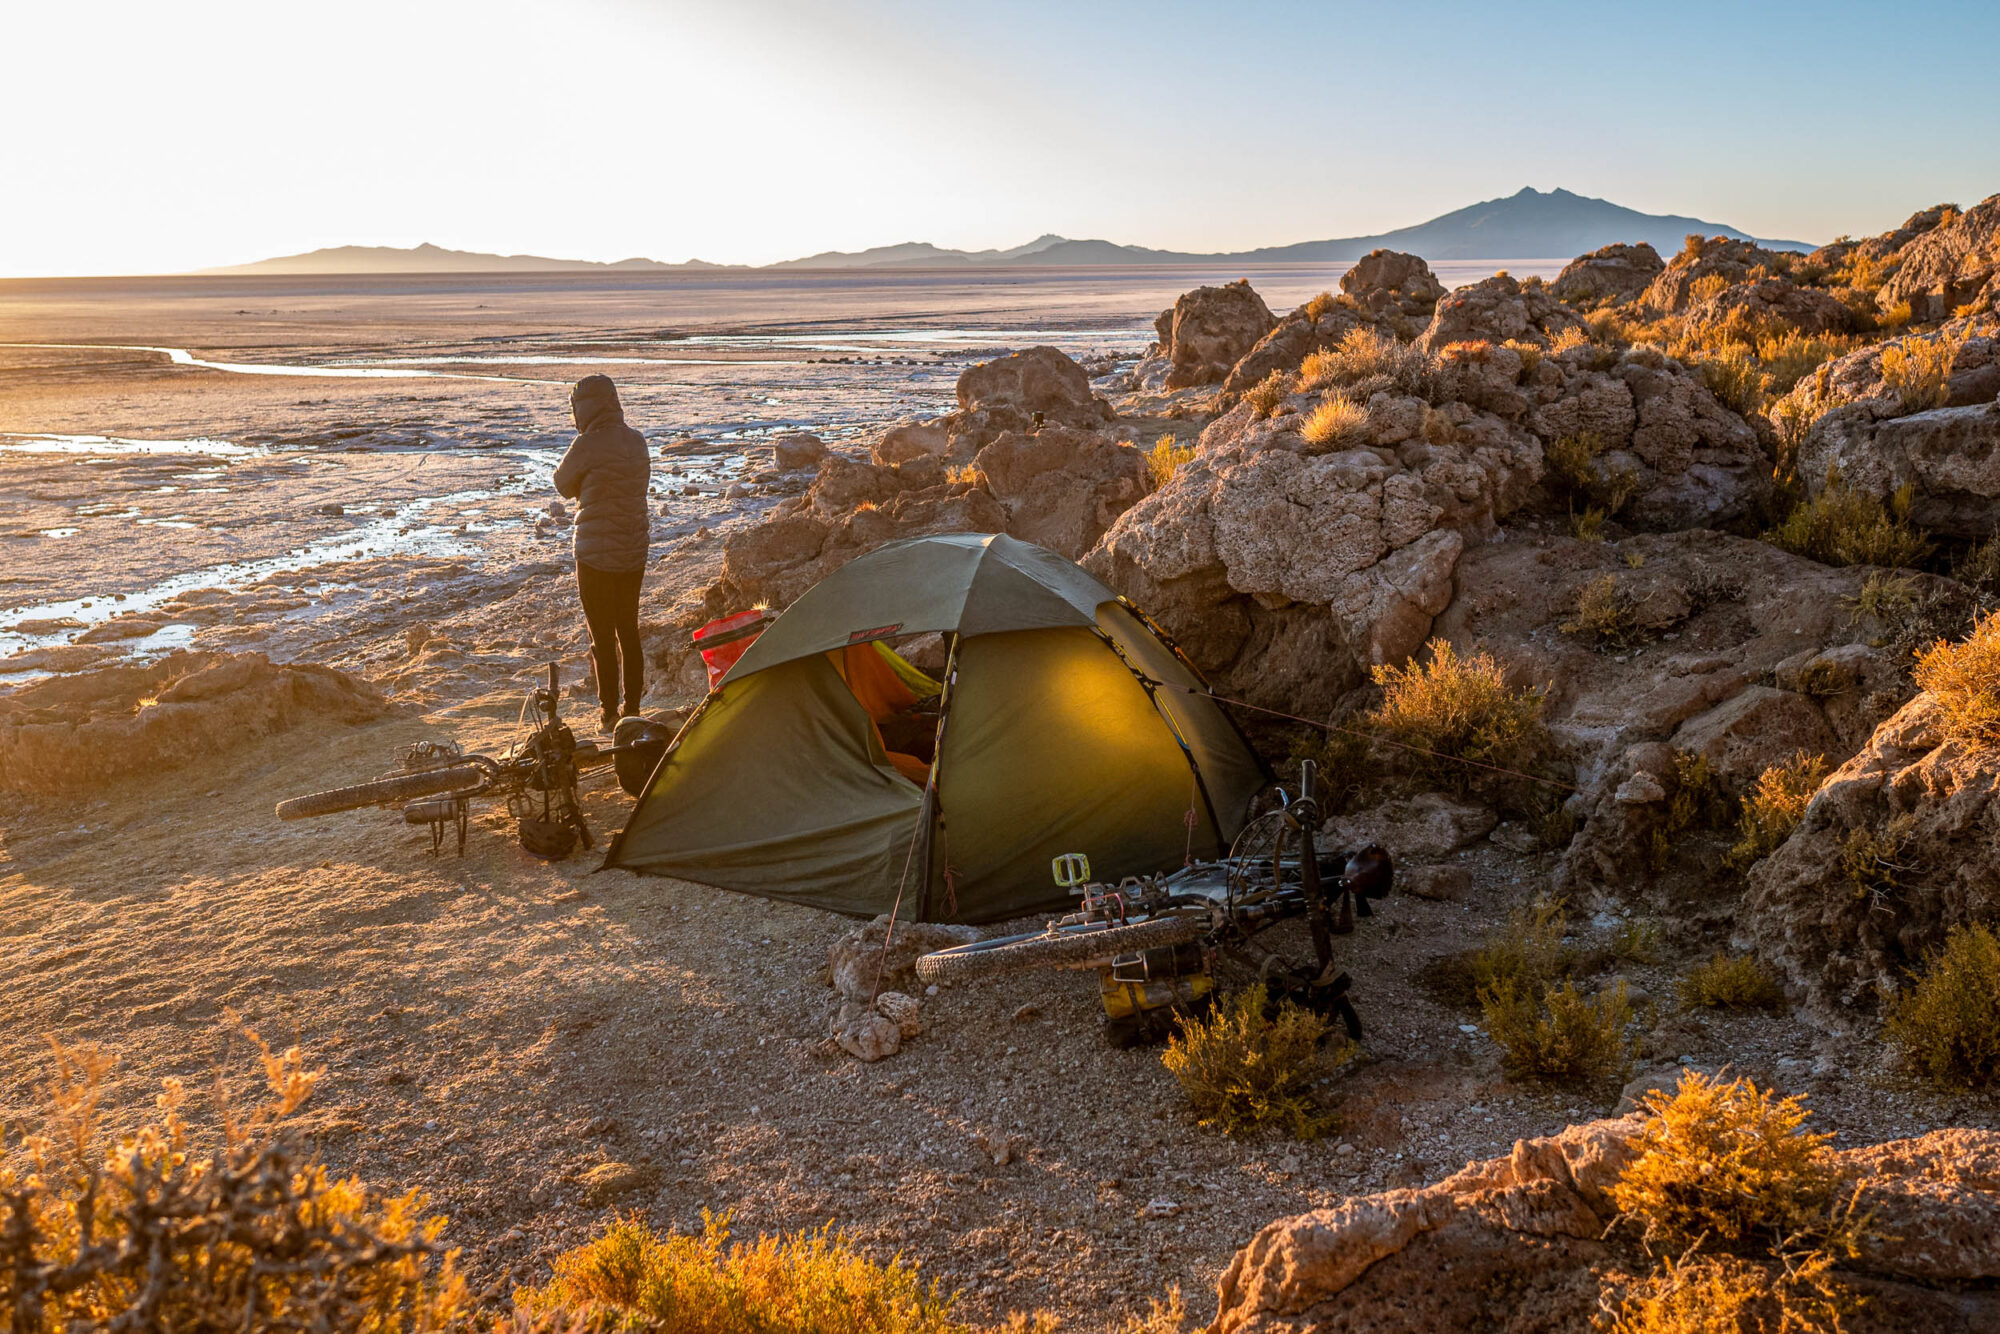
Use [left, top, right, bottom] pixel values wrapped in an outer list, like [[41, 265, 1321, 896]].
[[600, 709, 620, 736]]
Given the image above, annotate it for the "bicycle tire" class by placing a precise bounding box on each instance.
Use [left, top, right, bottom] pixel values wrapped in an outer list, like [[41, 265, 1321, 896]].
[[916, 915, 1202, 984], [275, 766, 485, 821]]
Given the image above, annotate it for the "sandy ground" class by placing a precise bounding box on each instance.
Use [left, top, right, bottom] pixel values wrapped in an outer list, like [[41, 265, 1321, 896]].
[[2, 270, 1993, 1328]]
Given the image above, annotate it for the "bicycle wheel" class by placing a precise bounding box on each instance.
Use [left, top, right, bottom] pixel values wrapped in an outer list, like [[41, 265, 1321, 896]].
[[275, 766, 484, 821], [916, 915, 1201, 984]]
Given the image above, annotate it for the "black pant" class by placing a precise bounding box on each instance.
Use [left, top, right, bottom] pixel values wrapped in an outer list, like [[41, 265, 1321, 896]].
[[576, 560, 644, 722]]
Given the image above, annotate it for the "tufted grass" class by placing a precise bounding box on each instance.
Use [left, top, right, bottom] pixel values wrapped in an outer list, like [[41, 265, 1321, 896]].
[[1299, 395, 1370, 450], [1145, 434, 1196, 489]]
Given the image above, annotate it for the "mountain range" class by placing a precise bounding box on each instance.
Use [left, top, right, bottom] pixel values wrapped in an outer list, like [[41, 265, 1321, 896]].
[[202, 187, 1815, 276]]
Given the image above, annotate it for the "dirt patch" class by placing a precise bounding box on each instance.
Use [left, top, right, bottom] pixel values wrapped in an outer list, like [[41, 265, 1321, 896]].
[[0, 650, 386, 793]]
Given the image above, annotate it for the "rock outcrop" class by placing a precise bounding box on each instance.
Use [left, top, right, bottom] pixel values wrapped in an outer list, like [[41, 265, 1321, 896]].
[[1154, 280, 1277, 389], [1415, 273, 1586, 354], [1740, 692, 2000, 1017], [0, 651, 388, 793], [1878, 193, 2000, 323], [1427, 531, 1920, 900], [870, 420, 947, 465], [1681, 275, 1861, 339], [1219, 300, 1384, 400], [1550, 242, 1664, 307], [1798, 398, 2000, 541], [974, 425, 1148, 558], [1641, 235, 1795, 314], [1211, 1116, 2000, 1334], [1339, 250, 1446, 320], [1085, 376, 1544, 711]]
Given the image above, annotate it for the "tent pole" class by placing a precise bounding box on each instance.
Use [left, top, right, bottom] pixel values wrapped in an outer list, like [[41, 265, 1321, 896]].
[[1115, 597, 1275, 786], [914, 635, 962, 921]]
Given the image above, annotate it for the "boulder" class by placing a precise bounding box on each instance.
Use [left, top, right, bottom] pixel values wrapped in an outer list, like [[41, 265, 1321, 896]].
[[1550, 242, 1664, 306], [974, 425, 1149, 558], [1740, 693, 2000, 1018], [827, 914, 980, 1001], [871, 421, 947, 466], [1641, 235, 1795, 314], [1339, 250, 1446, 320], [0, 651, 388, 794], [1325, 793, 1497, 862], [1211, 1115, 2000, 1334], [1415, 273, 1586, 354], [772, 433, 827, 470], [1878, 193, 2000, 322], [1796, 398, 2000, 541], [945, 345, 1114, 454], [1154, 280, 1278, 388]]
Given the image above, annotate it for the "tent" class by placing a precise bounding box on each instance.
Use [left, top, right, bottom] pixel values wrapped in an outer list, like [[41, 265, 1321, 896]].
[[602, 533, 1270, 922]]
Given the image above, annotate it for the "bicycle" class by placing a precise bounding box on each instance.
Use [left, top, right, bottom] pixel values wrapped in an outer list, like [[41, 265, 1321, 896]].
[[914, 759, 1393, 1045], [274, 663, 671, 858]]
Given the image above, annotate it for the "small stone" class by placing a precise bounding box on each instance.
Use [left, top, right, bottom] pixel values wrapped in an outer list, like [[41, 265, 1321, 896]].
[[924, 984, 939, 997], [1335, 1142, 1355, 1156], [1140, 1198, 1182, 1219], [1615, 771, 1668, 805], [1400, 864, 1470, 902], [831, 1001, 901, 1062], [547, 499, 568, 522], [579, 1161, 658, 1206], [1011, 1002, 1041, 1023]]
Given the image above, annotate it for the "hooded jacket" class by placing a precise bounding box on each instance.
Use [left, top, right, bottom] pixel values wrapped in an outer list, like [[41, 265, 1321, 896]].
[[554, 375, 651, 573]]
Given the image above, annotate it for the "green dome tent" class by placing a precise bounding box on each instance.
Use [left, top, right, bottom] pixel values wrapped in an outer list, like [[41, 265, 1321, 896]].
[[602, 533, 1269, 923]]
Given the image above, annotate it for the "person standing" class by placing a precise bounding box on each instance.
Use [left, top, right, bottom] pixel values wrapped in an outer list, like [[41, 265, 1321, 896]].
[[554, 374, 650, 734]]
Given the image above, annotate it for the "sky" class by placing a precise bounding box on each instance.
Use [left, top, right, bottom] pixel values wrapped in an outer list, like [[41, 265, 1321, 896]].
[[4, 0, 1999, 277]]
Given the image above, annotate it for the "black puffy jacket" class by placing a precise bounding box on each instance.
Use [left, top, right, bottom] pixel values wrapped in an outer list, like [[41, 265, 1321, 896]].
[[554, 375, 651, 573]]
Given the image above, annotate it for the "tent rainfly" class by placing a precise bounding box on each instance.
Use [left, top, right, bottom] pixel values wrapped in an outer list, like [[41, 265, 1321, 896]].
[[602, 533, 1270, 923]]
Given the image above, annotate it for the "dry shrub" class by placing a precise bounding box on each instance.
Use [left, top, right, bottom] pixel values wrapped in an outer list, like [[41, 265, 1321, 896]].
[[1880, 330, 1964, 411], [1243, 369, 1293, 420], [1160, 984, 1349, 1138], [1606, 1249, 1853, 1334], [1365, 639, 1546, 792], [1481, 979, 1631, 1088], [1299, 395, 1369, 450], [1875, 300, 1913, 332], [1298, 327, 1399, 390], [1546, 432, 1640, 517], [1885, 922, 2000, 1089], [1609, 1072, 1861, 1259], [1911, 610, 2000, 747], [1697, 343, 1769, 415], [1548, 325, 1591, 355], [1754, 331, 1855, 396], [1677, 954, 1785, 1010], [1689, 272, 1732, 304], [1145, 434, 1195, 489], [1453, 898, 1574, 1004], [1303, 290, 1337, 323], [515, 1212, 968, 1334], [944, 462, 981, 486], [1728, 752, 1829, 866], [1562, 573, 1637, 646], [0, 1033, 464, 1332], [1952, 536, 2000, 595], [1611, 920, 1665, 966], [1647, 752, 1729, 874], [1502, 338, 1542, 375], [1570, 507, 1610, 542], [1764, 470, 1929, 569]]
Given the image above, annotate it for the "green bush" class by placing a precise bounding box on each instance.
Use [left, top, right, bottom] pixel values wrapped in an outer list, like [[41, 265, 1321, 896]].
[[1885, 923, 2000, 1089]]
